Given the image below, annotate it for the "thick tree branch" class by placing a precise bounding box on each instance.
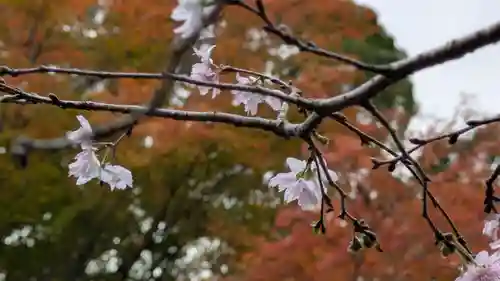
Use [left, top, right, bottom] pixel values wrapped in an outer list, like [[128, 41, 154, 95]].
[[286, 20, 500, 139], [0, 84, 307, 147], [319, 20, 500, 111]]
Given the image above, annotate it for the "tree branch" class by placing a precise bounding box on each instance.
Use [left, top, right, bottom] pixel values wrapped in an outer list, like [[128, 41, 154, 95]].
[[319, 20, 500, 111], [0, 83, 306, 141], [0, 65, 310, 108]]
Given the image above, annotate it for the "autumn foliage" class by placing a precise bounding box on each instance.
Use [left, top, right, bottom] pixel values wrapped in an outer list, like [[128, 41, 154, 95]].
[[230, 103, 500, 281], [0, 0, 498, 281]]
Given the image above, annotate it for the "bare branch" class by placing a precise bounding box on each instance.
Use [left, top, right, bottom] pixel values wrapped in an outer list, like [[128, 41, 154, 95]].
[[0, 84, 304, 140], [375, 114, 500, 168], [0, 65, 309, 107], [485, 165, 500, 214], [361, 101, 471, 252]]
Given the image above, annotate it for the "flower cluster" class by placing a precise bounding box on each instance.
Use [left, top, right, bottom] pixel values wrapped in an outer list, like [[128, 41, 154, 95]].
[[188, 44, 284, 116], [66, 115, 133, 190], [64, 1, 285, 191], [454, 214, 500, 281], [268, 157, 337, 210], [172, 0, 285, 117], [231, 73, 282, 116], [170, 0, 331, 210], [191, 44, 220, 98], [457, 250, 500, 281]]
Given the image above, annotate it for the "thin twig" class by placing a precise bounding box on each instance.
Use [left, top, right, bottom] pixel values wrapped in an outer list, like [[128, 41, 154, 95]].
[[361, 101, 470, 252], [374, 114, 500, 168], [0, 65, 310, 108], [230, 0, 390, 74]]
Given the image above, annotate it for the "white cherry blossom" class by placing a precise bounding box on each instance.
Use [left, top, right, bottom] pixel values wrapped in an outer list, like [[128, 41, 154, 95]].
[[67, 115, 133, 190], [66, 115, 93, 149], [68, 148, 101, 185], [484, 214, 500, 239], [100, 164, 133, 190], [456, 250, 500, 281], [194, 44, 215, 64], [484, 214, 500, 250], [171, 0, 203, 39], [190, 44, 220, 97], [231, 73, 281, 115], [269, 157, 337, 210]]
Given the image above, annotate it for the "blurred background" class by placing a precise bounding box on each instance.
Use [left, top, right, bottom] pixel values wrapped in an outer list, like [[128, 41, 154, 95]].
[[0, 1, 499, 281]]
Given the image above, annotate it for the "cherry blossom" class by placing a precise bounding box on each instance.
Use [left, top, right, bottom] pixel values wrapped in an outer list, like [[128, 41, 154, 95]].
[[67, 115, 133, 190], [455, 251, 500, 281], [67, 115, 101, 185], [484, 214, 500, 250], [231, 73, 282, 115], [268, 157, 337, 210], [66, 115, 93, 149], [193, 44, 215, 64], [100, 164, 133, 190], [191, 44, 220, 97], [68, 148, 102, 185], [171, 0, 204, 39]]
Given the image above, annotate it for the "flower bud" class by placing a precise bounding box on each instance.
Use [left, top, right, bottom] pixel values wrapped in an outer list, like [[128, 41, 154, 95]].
[[437, 240, 456, 257], [348, 236, 364, 253]]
